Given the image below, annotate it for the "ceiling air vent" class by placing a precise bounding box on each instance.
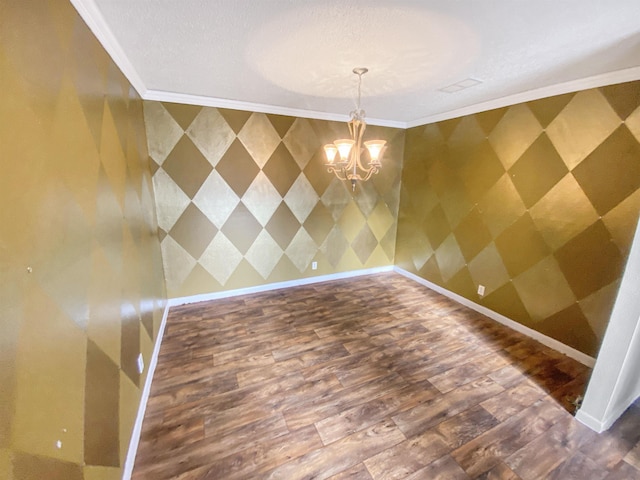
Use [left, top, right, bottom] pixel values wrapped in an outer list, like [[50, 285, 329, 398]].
[[439, 78, 483, 93]]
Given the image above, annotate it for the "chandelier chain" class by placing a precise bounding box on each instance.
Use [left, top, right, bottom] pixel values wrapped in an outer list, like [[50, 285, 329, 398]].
[[357, 71, 362, 111], [352, 67, 368, 119]]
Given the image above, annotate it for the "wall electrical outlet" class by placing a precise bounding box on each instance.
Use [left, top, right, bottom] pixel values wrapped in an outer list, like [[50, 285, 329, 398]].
[[477, 284, 485, 296], [311, 261, 318, 270], [137, 353, 144, 374]]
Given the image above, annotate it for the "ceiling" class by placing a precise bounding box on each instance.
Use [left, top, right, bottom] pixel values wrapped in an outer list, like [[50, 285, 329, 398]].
[[72, 0, 640, 128]]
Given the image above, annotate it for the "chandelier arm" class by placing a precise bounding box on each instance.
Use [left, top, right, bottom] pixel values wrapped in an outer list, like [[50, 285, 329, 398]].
[[326, 165, 348, 181], [347, 118, 355, 139], [353, 120, 370, 172], [344, 164, 379, 183], [360, 165, 380, 182]]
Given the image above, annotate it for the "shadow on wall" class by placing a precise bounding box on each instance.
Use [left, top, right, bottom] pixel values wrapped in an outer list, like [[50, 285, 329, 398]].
[[395, 80, 640, 358]]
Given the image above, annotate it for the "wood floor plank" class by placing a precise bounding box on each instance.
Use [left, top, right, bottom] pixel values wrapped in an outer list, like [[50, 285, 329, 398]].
[[427, 351, 510, 393], [435, 404, 500, 450], [547, 451, 610, 480], [625, 442, 640, 470], [133, 413, 291, 479], [160, 371, 306, 427], [145, 370, 239, 414], [314, 321, 369, 339], [264, 419, 406, 480], [283, 373, 407, 431], [132, 273, 640, 480], [578, 403, 640, 470], [301, 345, 403, 384], [173, 424, 323, 480], [504, 414, 583, 479], [405, 454, 470, 480], [547, 370, 590, 413], [487, 364, 528, 389], [315, 380, 438, 445], [212, 331, 316, 363], [333, 348, 410, 388], [451, 396, 567, 478], [289, 342, 352, 369], [480, 379, 546, 422], [327, 463, 373, 480], [401, 342, 492, 382], [136, 416, 204, 461], [476, 461, 522, 479], [363, 428, 450, 479], [391, 377, 505, 438], [235, 357, 304, 388], [603, 460, 640, 479]]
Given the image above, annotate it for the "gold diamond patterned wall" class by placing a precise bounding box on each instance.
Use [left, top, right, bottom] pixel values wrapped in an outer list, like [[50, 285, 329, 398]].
[[396, 81, 640, 356], [145, 102, 404, 298], [0, 1, 166, 479]]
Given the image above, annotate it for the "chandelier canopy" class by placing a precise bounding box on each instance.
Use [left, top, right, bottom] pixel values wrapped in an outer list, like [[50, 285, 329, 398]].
[[324, 68, 386, 191]]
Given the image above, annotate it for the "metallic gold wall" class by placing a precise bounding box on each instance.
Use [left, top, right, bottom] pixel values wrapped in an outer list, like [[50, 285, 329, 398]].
[[396, 82, 640, 356], [144, 102, 404, 298], [7, 0, 639, 476], [0, 1, 166, 479]]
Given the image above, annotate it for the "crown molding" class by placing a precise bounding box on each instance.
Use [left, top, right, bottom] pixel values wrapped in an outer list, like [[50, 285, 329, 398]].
[[143, 89, 407, 128], [70, 0, 147, 96], [145, 65, 640, 129], [68, 1, 640, 129], [406, 66, 640, 128]]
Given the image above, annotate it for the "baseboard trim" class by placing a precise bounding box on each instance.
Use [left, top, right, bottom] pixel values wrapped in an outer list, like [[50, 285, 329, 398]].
[[394, 267, 596, 367], [576, 392, 640, 433], [167, 266, 395, 307], [575, 408, 607, 433], [122, 301, 171, 480]]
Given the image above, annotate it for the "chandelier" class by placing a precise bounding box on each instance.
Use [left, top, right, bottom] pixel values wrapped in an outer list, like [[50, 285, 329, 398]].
[[324, 68, 386, 191]]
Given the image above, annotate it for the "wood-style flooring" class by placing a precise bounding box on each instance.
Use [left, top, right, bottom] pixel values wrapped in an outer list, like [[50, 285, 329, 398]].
[[132, 272, 640, 479]]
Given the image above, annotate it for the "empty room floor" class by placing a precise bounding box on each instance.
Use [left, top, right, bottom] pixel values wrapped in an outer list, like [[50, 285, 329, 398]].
[[132, 272, 640, 479]]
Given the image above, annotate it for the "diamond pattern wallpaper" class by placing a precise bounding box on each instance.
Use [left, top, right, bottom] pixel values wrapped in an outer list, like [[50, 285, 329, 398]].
[[144, 102, 405, 298], [1, 1, 166, 479], [396, 81, 640, 356], [4, 0, 640, 476]]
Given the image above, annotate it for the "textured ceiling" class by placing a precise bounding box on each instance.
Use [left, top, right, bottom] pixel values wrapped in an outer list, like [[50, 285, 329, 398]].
[[74, 0, 640, 127]]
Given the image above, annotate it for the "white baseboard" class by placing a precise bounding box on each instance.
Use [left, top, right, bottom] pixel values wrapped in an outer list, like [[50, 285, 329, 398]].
[[576, 392, 640, 433], [168, 266, 395, 307], [575, 408, 607, 433], [575, 408, 607, 432], [394, 267, 596, 367], [122, 302, 171, 480]]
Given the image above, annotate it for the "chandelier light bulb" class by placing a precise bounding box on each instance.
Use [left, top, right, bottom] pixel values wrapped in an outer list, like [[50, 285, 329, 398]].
[[364, 140, 386, 164], [334, 139, 355, 161], [324, 144, 338, 164]]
